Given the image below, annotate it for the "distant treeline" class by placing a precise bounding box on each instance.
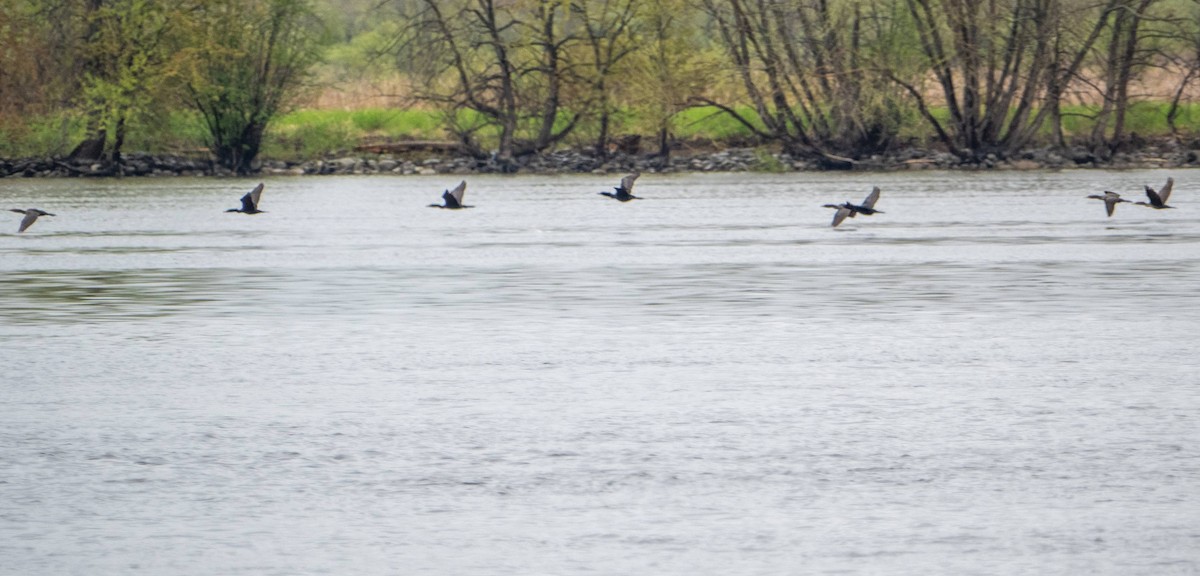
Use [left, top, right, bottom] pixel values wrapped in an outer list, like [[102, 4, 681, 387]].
[[3, 0, 1200, 173]]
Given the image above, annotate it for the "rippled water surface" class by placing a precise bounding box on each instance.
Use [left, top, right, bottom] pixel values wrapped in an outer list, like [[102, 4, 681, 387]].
[[2, 171, 1199, 575]]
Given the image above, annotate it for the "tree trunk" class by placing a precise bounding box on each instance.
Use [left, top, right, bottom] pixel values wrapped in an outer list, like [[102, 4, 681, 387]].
[[496, 112, 517, 172], [70, 0, 109, 162], [68, 130, 107, 162], [596, 97, 611, 160], [1166, 67, 1197, 142], [112, 114, 127, 175], [1091, 5, 1127, 151], [1109, 0, 1154, 151]]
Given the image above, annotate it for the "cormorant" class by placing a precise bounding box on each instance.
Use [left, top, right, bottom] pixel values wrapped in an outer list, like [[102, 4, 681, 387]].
[[1134, 178, 1175, 209], [226, 183, 266, 214], [599, 173, 641, 202], [428, 180, 472, 209], [1087, 191, 1130, 217], [9, 208, 54, 232], [823, 186, 882, 227]]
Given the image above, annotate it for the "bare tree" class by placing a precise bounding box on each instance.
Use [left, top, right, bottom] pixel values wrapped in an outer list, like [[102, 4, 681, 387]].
[[572, 0, 640, 159], [1087, 0, 1158, 153], [892, 0, 1122, 160], [1158, 3, 1200, 141], [633, 0, 705, 161], [697, 0, 907, 166], [521, 0, 583, 157], [398, 0, 584, 171]]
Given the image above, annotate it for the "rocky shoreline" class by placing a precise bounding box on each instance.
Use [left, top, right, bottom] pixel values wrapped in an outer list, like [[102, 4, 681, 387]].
[[3, 142, 1199, 178]]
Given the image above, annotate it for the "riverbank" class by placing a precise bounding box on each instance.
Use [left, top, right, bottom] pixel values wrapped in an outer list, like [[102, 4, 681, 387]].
[[3, 140, 1199, 178]]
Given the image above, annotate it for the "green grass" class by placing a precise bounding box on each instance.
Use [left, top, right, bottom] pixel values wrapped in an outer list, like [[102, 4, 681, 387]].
[[1057, 102, 1200, 138], [0, 113, 85, 158], [891, 102, 1200, 145], [672, 106, 761, 140], [264, 108, 447, 160], [7, 102, 1200, 162], [124, 111, 211, 154], [750, 147, 787, 171], [0, 110, 211, 159]]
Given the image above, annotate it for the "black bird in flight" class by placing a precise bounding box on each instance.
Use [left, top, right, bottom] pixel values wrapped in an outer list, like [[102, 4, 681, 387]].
[[1087, 191, 1130, 217], [429, 180, 473, 209], [9, 208, 55, 232], [599, 173, 641, 202], [226, 183, 266, 214], [823, 186, 882, 227], [1134, 177, 1175, 210]]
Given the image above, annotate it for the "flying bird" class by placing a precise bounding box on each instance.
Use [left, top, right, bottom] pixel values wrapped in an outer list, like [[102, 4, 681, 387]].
[[9, 208, 55, 233], [599, 172, 641, 202], [226, 183, 266, 214], [823, 186, 883, 227], [1134, 177, 1175, 209], [1087, 191, 1130, 217], [428, 180, 472, 209]]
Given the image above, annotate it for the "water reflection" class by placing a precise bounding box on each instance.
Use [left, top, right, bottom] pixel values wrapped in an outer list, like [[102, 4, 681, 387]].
[[0, 269, 273, 323], [2, 256, 1193, 325]]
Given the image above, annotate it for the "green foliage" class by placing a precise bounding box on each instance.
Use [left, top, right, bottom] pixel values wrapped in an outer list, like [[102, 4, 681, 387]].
[[8, 0, 1200, 164], [672, 107, 760, 141], [263, 115, 356, 160], [0, 108, 210, 159], [1118, 102, 1198, 135], [78, 0, 176, 145], [320, 20, 402, 73], [0, 114, 86, 158], [179, 0, 325, 173], [261, 108, 447, 160], [0, 0, 63, 123], [121, 110, 210, 153], [348, 108, 398, 133], [750, 147, 787, 172], [1054, 102, 1200, 140], [11, 102, 1200, 161]]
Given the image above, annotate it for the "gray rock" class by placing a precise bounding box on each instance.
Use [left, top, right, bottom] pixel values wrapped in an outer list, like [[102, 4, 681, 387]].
[[330, 157, 359, 171]]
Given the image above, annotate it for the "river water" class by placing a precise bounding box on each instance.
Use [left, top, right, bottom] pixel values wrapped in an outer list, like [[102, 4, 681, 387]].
[[1, 171, 1198, 575]]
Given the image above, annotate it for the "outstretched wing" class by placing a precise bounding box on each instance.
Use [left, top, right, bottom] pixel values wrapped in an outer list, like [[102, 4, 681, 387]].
[[441, 190, 461, 209], [620, 172, 640, 193], [18, 210, 38, 232], [831, 206, 851, 227], [1104, 196, 1118, 217], [248, 183, 264, 208], [1144, 186, 1164, 208], [861, 186, 881, 210], [239, 192, 257, 212], [1159, 177, 1174, 203], [448, 180, 467, 204]]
